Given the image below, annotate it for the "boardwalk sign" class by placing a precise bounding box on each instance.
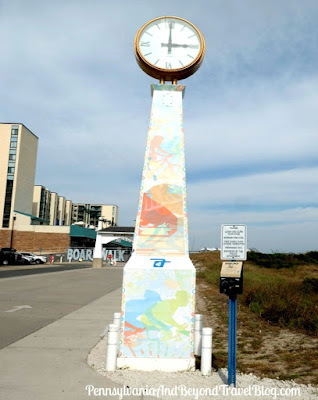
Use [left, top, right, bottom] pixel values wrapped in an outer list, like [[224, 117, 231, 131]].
[[67, 248, 126, 262]]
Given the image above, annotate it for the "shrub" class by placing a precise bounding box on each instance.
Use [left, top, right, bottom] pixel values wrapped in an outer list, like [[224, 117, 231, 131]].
[[247, 252, 293, 269], [192, 251, 318, 335], [247, 251, 318, 269], [242, 280, 318, 334], [302, 277, 318, 294]]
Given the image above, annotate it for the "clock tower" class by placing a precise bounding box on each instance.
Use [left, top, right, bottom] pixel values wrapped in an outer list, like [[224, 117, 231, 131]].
[[117, 16, 205, 372]]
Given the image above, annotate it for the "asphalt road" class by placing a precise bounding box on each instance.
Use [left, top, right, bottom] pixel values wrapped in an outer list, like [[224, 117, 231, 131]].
[[0, 263, 91, 279], [0, 266, 123, 349]]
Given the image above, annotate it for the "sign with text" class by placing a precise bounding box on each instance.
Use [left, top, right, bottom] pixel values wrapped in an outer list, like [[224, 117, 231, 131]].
[[221, 225, 247, 261], [67, 248, 127, 262], [220, 261, 243, 278]]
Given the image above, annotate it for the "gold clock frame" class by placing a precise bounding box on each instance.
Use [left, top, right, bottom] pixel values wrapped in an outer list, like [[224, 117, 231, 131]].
[[134, 16, 206, 83]]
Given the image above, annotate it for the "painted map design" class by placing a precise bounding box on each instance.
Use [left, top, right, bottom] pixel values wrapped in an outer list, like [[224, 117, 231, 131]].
[[118, 85, 195, 361], [119, 269, 195, 358], [133, 85, 188, 257]]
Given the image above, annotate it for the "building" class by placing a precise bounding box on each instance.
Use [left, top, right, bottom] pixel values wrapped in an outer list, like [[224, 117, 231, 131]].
[[32, 185, 51, 224], [0, 122, 120, 252], [49, 192, 58, 225], [33, 185, 72, 226], [92, 226, 134, 268], [33, 190, 119, 229], [57, 196, 66, 226], [99, 226, 134, 239], [64, 200, 72, 226], [0, 123, 38, 244], [32, 185, 118, 229], [71, 203, 118, 228]]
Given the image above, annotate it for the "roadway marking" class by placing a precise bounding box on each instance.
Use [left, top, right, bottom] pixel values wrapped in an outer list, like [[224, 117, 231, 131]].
[[5, 305, 32, 313]]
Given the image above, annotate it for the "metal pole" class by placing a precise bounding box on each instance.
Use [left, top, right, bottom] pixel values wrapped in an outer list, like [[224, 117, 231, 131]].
[[10, 216, 16, 248], [228, 294, 237, 386]]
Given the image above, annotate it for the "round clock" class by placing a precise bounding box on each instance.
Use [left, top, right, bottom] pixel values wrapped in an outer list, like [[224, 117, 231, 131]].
[[134, 16, 205, 82]]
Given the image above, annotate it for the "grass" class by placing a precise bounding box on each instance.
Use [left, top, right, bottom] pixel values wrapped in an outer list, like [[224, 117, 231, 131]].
[[193, 250, 318, 384], [192, 251, 318, 335], [247, 250, 318, 269]]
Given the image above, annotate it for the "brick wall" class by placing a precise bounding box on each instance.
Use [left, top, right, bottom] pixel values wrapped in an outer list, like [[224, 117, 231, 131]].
[[0, 229, 11, 248], [0, 229, 70, 253]]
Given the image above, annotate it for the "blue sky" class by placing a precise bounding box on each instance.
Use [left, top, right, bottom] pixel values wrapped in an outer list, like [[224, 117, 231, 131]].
[[1, 0, 318, 252]]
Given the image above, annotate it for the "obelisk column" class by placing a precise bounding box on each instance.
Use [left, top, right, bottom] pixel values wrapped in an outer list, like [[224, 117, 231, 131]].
[[117, 84, 196, 372]]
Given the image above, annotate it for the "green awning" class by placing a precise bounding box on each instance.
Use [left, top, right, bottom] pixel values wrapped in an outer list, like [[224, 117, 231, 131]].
[[115, 238, 132, 248], [14, 209, 49, 223], [70, 225, 96, 239]]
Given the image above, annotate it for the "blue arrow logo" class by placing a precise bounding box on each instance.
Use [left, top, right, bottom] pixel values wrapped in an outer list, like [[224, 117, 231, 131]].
[[150, 258, 171, 268]]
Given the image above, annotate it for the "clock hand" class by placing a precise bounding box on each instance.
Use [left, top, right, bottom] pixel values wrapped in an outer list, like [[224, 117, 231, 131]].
[[168, 22, 173, 54], [161, 43, 199, 49]]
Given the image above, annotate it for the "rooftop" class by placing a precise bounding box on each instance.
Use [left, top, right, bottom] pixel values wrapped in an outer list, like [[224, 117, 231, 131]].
[[100, 226, 134, 233]]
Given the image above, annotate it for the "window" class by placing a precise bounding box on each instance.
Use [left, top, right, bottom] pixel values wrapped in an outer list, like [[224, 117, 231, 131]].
[[5, 182, 13, 194], [2, 180, 14, 227], [2, 217, 10, 228], [7, 127, 17, 187], [11, 126, 19, 135]]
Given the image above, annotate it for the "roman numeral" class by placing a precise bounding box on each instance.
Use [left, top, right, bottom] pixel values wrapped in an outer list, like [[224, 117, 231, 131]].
[[166, 62, 172, 69], [140, 41, 150, 47]]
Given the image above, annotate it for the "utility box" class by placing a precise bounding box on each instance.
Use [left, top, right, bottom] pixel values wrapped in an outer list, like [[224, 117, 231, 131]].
[[220, 261, 243, 296]]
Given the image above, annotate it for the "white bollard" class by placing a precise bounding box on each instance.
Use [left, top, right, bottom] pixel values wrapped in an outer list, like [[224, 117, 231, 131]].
[[105, 324, 119, 371], [113, 312, 121, 352], [113, 312, 121, 329], [201, 327, 212, 376], [194, 314, 203, 356]]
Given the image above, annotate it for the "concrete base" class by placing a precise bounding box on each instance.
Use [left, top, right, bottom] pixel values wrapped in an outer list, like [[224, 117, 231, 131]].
[[117, 357, 195, 372], [92, 258, 103, 269]]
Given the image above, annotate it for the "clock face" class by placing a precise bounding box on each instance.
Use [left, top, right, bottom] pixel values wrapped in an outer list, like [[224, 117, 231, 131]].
[[135, 16, 205, 80]]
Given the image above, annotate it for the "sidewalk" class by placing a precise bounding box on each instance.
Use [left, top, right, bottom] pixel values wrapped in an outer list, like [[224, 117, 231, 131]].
[[0, 287, 130, 400]]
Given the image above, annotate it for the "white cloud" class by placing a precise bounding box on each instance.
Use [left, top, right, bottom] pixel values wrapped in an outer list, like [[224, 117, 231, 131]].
[[185, 76, 318, 172], [189, 211, 318, 253], [188, 166, 318, 206]]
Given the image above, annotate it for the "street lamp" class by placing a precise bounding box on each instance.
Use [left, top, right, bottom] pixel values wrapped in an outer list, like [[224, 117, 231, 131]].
[[10, 215, 16, 248]]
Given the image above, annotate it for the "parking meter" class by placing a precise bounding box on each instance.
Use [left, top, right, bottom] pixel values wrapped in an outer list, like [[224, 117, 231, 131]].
[[220, 261, 243, 296]]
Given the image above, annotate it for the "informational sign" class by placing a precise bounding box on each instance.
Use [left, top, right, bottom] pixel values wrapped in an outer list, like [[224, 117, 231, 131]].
[[220, 261, 243, 278], [221, 225, 247, 261]]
